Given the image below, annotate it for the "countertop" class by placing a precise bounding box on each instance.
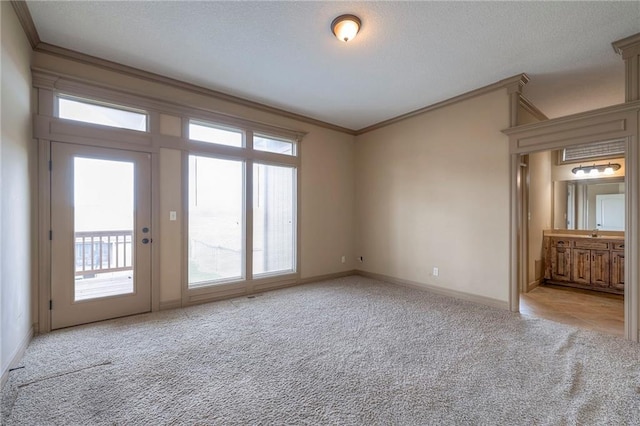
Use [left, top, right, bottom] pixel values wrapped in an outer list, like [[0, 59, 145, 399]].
[[544, 233, 624, 240]]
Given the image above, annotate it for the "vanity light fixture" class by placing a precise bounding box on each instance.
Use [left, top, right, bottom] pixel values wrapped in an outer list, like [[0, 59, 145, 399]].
[[571, 163, 621, 177], [331, 14, 361, 42]]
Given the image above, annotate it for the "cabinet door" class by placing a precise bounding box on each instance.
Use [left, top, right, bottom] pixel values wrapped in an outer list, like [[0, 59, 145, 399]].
[[551, 246, 571, 282], [571, 249, 591, 285], [590, 250, 610, 288], [611, 250, 625, 291]]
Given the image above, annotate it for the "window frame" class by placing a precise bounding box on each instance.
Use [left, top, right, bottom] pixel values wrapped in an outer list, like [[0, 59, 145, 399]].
[[253, 133, 297, 157], [55, 94, 150, 132], [183, 119, 301, 297], [188, 119, 246, 148], [186, 152, 247, 288], [251, 160, 298, 279]]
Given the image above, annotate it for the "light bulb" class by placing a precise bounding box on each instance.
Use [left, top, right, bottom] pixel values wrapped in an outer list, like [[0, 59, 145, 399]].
[[589, 168, 600, 176], [604, 166, 614, 175], [575, 169, 585, 176]]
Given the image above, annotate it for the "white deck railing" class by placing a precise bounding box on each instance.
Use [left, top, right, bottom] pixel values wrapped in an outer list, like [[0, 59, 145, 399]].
[[75, 230, 133, 276]]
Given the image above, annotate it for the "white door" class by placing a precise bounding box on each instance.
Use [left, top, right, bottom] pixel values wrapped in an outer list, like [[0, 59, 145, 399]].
[[596, 193, 625, 231], [51, 142, 152, 329]]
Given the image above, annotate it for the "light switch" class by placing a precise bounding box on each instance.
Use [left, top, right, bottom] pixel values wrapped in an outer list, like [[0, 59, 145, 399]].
[[169, 211, 177, 221]]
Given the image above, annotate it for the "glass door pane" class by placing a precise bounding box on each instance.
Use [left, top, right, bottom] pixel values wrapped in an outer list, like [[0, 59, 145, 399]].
[[253, 163, 296, 275], [188, 155, 244, 287], [74, 157, 135, 301]]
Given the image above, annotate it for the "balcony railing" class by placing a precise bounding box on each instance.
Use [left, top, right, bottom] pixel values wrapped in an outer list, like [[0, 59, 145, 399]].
[[75, 230, 133, 277]]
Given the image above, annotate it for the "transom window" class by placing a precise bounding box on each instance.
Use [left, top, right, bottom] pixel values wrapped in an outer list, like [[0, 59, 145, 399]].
[[57, 96, 148, 132], [254, 134, 296, 156], [188, 120, 243, 148]]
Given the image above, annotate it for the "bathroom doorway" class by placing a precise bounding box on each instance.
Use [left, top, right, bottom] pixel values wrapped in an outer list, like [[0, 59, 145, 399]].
[[517, 142, 625, 337]]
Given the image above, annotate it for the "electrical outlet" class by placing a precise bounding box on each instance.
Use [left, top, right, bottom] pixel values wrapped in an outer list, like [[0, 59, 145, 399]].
[[433, 267, 439, 277], [341, 255, 346, 263], [169, 211, 177, 221]]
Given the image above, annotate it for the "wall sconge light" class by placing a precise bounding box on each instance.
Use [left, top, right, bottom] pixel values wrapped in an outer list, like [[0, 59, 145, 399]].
[[571, 163, 621, 177], [331, 14, 361, 42]]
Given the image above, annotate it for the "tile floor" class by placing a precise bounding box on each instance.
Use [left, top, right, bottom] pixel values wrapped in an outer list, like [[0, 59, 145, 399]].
[[520, 284, 624, 337]]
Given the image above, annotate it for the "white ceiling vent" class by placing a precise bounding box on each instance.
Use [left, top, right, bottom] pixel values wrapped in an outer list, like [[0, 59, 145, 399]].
[[562, 140, 626, 162]]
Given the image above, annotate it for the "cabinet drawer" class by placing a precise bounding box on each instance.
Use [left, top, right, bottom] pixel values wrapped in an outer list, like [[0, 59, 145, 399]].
[[612, 242, 625, 250], [572, 240, 609, 250]]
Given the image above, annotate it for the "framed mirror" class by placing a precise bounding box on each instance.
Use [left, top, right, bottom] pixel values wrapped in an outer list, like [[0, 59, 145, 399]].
[[553, 177, 624, 230]]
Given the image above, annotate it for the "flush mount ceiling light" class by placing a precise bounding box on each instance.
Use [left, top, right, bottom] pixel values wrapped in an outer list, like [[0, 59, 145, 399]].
[[571, 163, 621, 177], [331, 14, 361, 42]]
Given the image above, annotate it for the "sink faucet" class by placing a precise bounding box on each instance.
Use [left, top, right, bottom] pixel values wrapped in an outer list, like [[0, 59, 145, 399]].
[[591, 228, 599, 237]]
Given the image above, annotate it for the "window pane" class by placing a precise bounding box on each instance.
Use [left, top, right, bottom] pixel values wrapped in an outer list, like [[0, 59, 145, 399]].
[[254, 135, 295, 156], [189, 155, 244, 286], [253, 163, 296, 275], [74, 158, 134, 301], [58, 97, 147, 131], [189, 122, 243, 147]]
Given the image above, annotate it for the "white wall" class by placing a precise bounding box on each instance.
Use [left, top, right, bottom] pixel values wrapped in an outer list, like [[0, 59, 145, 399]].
[[1, 2, 33, 381], [527, 151, 552, 285], [355, 89, 511, 303]]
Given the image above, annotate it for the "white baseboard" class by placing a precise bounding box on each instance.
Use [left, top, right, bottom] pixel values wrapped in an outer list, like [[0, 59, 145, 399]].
[[173, 270, 359, 310], [297, 270, 357, 285], [159, 269, 507, 314], [1, 326, 34, 389], [356, 270, 509, 310]]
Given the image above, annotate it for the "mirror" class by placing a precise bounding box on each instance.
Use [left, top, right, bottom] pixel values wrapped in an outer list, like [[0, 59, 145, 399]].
[[553, 178, 624, 230]]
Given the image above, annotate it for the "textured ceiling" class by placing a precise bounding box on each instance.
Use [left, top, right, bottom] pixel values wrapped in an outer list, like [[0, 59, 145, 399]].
[[26, 1, 640, 131]]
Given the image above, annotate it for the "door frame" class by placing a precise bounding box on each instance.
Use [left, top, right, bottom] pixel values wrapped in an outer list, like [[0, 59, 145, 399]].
[[37, 133, 160, 333], [518, 155, 530, 294], [49, 142, 153, 329], [504, 101, 640, 341]]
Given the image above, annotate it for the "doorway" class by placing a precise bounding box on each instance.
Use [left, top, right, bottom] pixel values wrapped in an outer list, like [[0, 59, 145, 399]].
[[517, 144, 625, 337], [50, 142, 152, 329]]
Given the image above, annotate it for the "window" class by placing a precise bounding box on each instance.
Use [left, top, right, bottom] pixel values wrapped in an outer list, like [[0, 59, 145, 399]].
[[562, 139, 625, 162], [253, 163, 296, 275], [254, 135, 296, 156], [57, 96, 148, 131], [186, 121, 299, 290], [189, 121, 243, 148], [188, 155, 244, 287]]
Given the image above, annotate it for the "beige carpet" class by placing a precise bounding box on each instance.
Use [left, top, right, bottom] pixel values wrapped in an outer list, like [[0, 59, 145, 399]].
[[2, 276, 640, 425]]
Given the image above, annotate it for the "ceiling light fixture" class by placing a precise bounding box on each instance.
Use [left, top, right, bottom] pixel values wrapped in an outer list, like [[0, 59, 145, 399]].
[[331, 14, 361, 42], [571, 163, 621, 177]]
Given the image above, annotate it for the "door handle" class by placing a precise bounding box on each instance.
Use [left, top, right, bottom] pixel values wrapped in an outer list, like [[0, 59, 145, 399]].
[[142, 238, 151, 244]]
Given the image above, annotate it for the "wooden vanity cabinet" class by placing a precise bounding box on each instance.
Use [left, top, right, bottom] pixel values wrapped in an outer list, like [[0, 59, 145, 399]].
[[611, 248, 625, 291], [590, 250, 610, 289], [544, 235, 623, 294], [550, 245, 571, 282]]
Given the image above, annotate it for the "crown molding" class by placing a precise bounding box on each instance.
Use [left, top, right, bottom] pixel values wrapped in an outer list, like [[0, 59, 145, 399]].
[[506, 74, 530, 95], [502, 99, 640, 135], [12, 0, 534, 138], [355, 74, 530, 135], [31, 68, 308, 141], [518, 95, 548, 122], [10, 0, 40, 48], [12, 0, 352, 134], [612, 32, 640, 59], [34, 43, 357, 136]]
